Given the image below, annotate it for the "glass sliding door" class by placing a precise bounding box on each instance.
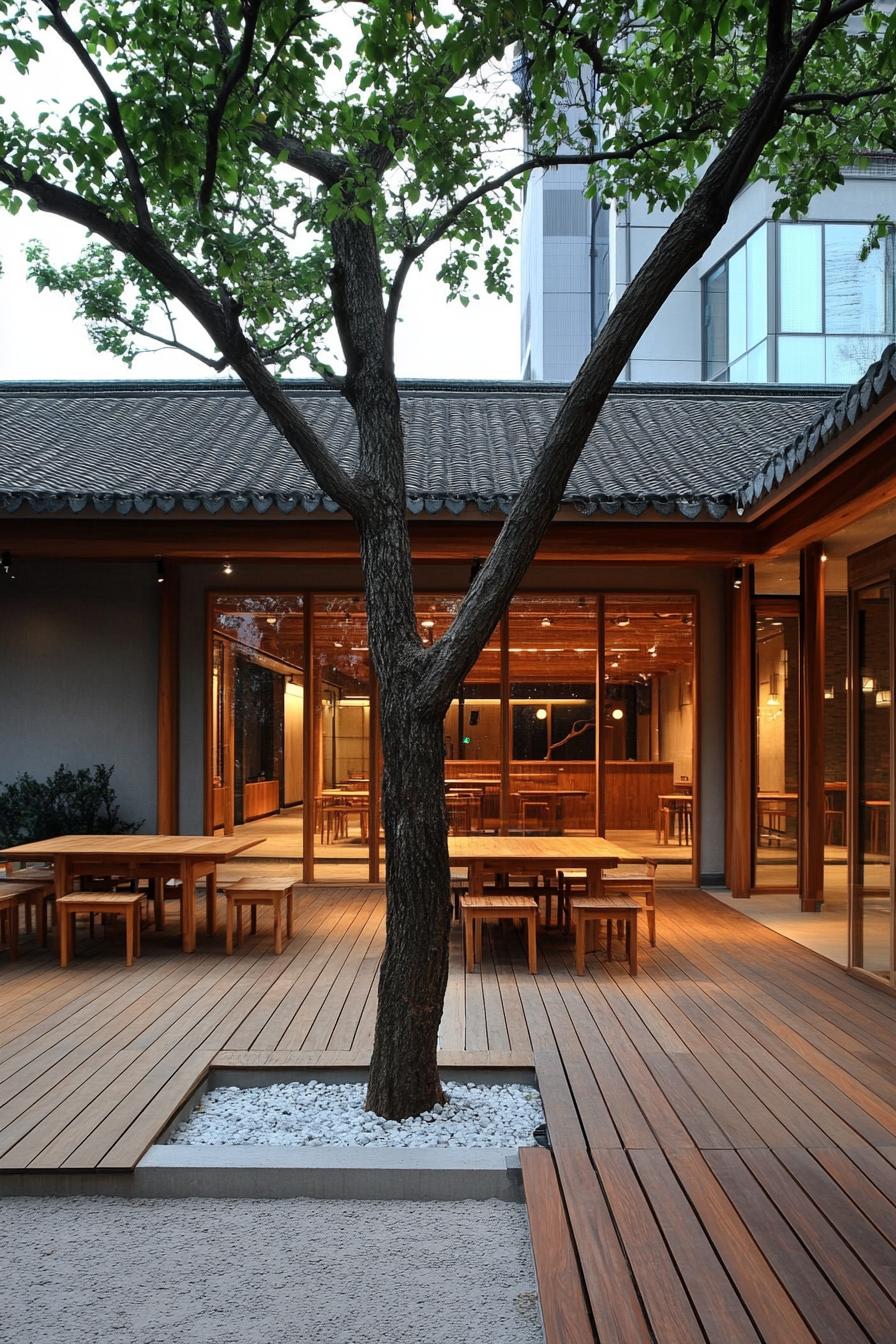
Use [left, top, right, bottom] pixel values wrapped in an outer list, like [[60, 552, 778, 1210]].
[[313, 596, 373, 879], [210, 595, 305, 859], [508, 595, 599, 835], [604, 596, 696, 868], [851, 583, 893, 980], [753, 604, 800, 890]]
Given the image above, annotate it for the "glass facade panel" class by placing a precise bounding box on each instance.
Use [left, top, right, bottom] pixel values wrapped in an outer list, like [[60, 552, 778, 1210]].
[[780, 223, 823, 333], [753, 610, 800, 889], [746, 225, 768, 349], [704, 262, 727, 380], [727, 245, 747, 361], [825, 223, 888, 334], [777, 334, 825, 383], [853, 585, 892, 978], [825, 333, 890, 384]]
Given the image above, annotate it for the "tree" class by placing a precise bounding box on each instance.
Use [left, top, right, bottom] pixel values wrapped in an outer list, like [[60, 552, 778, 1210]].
[[1, 0, 894, 1118]]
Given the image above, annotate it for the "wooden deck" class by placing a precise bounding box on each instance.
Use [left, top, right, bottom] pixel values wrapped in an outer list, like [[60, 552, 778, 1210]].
[[1, 885, 896, 1340]]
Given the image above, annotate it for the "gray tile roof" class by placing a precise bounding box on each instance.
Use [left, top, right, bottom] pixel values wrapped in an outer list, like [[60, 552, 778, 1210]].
[[0, 344, 894, 520]]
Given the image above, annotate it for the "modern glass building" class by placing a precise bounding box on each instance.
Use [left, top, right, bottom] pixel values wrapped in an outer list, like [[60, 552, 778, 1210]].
[[520, 157, 896, 384]]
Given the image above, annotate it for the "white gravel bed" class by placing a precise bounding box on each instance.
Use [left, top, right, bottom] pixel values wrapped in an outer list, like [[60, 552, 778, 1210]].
[[170, 1080, 545, 1148]]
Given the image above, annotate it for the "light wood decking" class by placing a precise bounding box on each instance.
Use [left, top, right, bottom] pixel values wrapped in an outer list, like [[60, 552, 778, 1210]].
[[1, 885, 896, 1340]]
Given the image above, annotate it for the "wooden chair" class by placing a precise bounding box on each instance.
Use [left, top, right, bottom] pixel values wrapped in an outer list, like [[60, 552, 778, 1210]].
[[569, 895, 640, 976], [0, 867, 55, 942], [225, 877, 296, 954], [56, 891, 143, 967], [460, 894, 538, 974], [519, 799, 551, 834]]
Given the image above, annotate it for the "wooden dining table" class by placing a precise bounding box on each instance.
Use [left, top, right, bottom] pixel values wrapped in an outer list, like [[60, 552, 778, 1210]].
[[0, 834, 261, 953], [448, 835, 643, 896]]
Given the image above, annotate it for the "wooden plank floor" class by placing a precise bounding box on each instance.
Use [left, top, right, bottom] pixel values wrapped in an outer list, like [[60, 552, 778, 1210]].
[[2, 885, 896, 1340]]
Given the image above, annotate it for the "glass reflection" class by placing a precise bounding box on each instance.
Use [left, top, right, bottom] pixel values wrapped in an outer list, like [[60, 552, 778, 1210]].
[[853, 584, 892, 978], [753, 611, 800, 888]]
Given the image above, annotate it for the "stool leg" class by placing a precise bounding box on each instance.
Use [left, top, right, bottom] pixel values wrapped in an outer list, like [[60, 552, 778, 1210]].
[[236, 904, 244, 946], [474, 917, 482, 967], [273, 898, 283, 954], [206, 884, 216, 937], [648, 897, 656, 946], [464, 913, 474, 972], [607, 918, 612, 961], [7, 904, 18, 961], [134, 907, 141, 959], [287, 889, 294, 939], [24, 901, 32, 934], [527, 911, 537, 974], [574, 915, 585, 976], [59, 909, 72, 967], [125, 909, 134, 967], [153, 878, 165, 931], [226, 896, 235, 955], [37, 895, 48, 948], [629, 916, 638, 975], [250, 903, 257, 935]]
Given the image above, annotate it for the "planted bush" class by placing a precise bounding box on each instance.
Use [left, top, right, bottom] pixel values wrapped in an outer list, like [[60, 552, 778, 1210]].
[[0, 764, 141, 847]]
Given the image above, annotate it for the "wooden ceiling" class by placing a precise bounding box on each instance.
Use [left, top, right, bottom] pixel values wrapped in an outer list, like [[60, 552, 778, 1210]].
[[213, 592, 695, 687]]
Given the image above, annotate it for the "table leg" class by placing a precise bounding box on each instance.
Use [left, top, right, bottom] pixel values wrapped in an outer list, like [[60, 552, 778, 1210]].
[[179, 860, 195, 953], [464, 911, 474, 972], [125, 908, 134, 967], [36, 894, 48, 948], [629, 913, 638, 976], [206, 865, 217, 937], [287, 888, 294, 938], [575, 914, 585, 976], [273, 897, 283, 954], [225, 894, 235, 955]]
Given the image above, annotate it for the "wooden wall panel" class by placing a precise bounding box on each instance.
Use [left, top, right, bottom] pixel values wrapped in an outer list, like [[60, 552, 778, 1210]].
[[156, 561, 179, 833], [604, 761, 674, 829], [726, 567, 753, 898], [800, 545, 825, 911]]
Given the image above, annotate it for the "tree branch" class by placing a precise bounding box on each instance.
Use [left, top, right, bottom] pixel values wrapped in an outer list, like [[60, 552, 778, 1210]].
[[41, 0, 153, 231], [785, 82, 895, 109], [112, 312, 228, 370], [253, 125, 347, 186], [0, 158, 369, 518], [198, 0, 264, 211]]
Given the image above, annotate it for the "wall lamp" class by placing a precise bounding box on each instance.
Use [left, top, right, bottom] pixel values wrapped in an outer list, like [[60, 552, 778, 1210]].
[[156, 559, 165, 584], [732, 564, 745, 590], [1, 551, 13, 579]]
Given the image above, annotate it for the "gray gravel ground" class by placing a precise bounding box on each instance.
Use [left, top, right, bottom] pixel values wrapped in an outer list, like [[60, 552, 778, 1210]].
[[2, 1196, 543, 1344]]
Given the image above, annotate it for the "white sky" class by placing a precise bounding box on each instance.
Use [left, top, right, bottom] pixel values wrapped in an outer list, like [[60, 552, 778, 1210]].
[[0, 17, 523, 384]]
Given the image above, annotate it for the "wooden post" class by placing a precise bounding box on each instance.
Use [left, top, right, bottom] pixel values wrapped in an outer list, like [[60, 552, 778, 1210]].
[[222, 640, 235, 835], [500, 612, 510, 835], [302, 591, 315, 884], [157, 560, 179, 833], [800, 544, 825, 911], [726, 564, 753, 898], [596, 595, 606, 837], [369, 672, 381, 883]]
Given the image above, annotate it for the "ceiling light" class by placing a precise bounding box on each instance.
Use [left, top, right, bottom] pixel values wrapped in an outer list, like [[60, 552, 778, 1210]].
[[541, 617, 552, 628], [421, 619, 435, 630], [611, 707, 624, 721], [266, 617, 277, 626], [821, 550, 828, 563], [156, 559, 165, 584], [733, 564, 744, 590], [535, 708, 548, 720], [615, 614, 630, 627], [223, 559, 233, 575]]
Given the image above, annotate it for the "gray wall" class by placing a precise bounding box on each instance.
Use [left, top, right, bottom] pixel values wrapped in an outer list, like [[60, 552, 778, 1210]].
[[179, 558, 727, 882], [0, 560, 158, 829]]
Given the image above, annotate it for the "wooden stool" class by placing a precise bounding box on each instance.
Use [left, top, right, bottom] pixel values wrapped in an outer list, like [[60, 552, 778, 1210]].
[[225, 878, 295, 954], [56, 891, 143, 967], [570, 896, 640, 977], [461, 894, 538, 974], [0, 888, 22, 959], [600, 863, 657, 946]]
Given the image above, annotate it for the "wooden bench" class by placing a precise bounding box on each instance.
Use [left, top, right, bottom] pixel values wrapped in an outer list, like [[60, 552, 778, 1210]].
[[600, 862, 657, 946], [569, 895, 640, 976], [56, 891, 143, 967], [0, 872, 55, 947], [460, 894, 538, 974], [225, 877, 296, 955]]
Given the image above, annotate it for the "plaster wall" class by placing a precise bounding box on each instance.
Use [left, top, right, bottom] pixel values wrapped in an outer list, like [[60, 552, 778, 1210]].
[[0, 559, 158, 829]]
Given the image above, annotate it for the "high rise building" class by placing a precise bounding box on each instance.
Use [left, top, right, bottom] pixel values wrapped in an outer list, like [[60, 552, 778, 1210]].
[[519, 149, 896, 384]]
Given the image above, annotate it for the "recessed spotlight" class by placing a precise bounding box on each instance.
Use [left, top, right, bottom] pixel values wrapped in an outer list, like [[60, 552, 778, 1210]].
[[535, 707, 548, 720], [611, 708, 624, 721], [223, 559, 233, 575]]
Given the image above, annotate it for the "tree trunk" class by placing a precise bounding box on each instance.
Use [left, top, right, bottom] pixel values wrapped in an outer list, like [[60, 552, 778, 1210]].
[[365, 679, 451, 1119]]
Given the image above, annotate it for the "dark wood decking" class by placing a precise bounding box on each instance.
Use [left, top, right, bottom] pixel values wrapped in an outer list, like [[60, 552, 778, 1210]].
[[1, 886, 896, 1341]]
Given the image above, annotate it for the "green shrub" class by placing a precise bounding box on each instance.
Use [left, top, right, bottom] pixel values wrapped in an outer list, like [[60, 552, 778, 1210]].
[[0, 764, 142, 847]]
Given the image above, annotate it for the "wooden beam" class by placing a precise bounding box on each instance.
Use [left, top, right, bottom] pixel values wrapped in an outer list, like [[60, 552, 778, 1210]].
[[156, 561, 179, 833], [725, 565, 752, 899], [800, 545, 825, 911]]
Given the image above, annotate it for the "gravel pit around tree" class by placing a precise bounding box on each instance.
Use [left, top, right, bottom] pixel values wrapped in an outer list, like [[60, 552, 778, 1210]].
[[169, 1080, 545, 1149], [3, 1196, 543, 1344]]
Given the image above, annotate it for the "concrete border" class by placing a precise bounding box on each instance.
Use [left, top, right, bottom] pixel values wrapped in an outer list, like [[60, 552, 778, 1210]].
[[0, 1066, 538, 1201]]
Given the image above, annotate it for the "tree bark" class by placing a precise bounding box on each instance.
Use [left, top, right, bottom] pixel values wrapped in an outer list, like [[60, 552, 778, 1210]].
[[365, 682, 451, 1118]]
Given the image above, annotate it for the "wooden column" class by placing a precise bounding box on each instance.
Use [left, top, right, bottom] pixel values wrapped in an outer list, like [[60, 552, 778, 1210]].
[[369, 673, 381, 884], [302, 591, 315, 884], [800, 544, 826, 911], [156, 560, 179, 833], [726, 565, 753, 898], [222, 641, 235, 835], [596, 595, 606, 836], [500, 612, 510, 835]]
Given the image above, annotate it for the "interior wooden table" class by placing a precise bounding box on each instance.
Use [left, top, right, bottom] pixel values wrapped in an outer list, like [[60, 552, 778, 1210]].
[[0, 834, 261, 953], [448, 835, 643, 898]]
